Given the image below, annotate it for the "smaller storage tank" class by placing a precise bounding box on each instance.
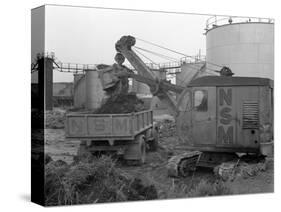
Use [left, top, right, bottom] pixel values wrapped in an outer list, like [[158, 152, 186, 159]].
[[176, 62, 206, 87], [132, 79, 151, 95], [150, 69, 167, 110], [85, 69, 105, 110], [73, 73, 86, 108]]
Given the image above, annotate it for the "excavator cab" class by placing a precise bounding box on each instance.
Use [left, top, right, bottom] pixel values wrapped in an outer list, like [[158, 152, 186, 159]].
[[176, 76, 274, 156]]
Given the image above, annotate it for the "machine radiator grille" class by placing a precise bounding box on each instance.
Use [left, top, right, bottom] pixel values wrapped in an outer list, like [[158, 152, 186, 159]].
[[243, 101, 259, 129]]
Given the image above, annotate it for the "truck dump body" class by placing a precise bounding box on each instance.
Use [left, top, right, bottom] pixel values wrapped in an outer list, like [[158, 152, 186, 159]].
[[65, 110, 153, 140]]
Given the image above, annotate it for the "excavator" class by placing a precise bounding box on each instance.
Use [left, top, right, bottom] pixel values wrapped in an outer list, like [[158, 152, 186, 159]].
[[98, 35, 274, 177]]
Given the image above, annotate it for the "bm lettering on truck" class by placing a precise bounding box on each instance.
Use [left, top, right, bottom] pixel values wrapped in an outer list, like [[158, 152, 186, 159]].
[[218, 88, 234, 144], [71, 120, 82, 132], [71, 119, 83, 134], [113, 118, 128, 134], [94, 119, 106, 131]]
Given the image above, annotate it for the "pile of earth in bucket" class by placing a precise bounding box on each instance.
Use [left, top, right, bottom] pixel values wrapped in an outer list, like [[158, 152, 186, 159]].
[[94, 93, 147, 114]]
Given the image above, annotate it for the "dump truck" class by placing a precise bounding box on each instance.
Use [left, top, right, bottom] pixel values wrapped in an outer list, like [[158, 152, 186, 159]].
[[98, 35, 274, 176], [65, 110, 158, 164]]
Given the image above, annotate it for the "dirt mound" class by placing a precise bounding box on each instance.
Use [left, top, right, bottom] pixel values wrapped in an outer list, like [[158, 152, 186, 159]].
[[94, 93, 146, 114], [45, 156, 157, 206], [157, 119, 176, 138], [214, 159, 272, 182], [45, 109, 65, 129], [126, 178, 158, 201]]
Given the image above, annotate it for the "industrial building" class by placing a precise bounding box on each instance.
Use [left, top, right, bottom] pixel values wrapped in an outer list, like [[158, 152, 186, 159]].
[[53, 82, 73, 107]]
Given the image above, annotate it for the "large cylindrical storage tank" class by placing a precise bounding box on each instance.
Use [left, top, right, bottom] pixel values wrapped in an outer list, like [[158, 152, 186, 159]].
[[206, 20, 274, 79], [132, 79, 151, 94], [85, 69, 105, 110]]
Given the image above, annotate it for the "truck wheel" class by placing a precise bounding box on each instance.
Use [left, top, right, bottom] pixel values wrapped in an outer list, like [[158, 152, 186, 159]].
[[150, 128, 159, 151], [138, 136, 146, 164], [74, 143, 92, 162]]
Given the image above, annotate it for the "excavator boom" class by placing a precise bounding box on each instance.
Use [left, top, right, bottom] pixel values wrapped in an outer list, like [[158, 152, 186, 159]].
[[115, 36, 156, 81], [114, 35, 185, 116]]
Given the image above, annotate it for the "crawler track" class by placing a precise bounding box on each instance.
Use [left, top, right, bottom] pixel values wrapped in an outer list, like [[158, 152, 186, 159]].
[[167, 151, 201, 177]]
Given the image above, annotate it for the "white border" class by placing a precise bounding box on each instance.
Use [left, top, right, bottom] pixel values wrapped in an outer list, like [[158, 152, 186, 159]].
[[0, 0, 279, 211]]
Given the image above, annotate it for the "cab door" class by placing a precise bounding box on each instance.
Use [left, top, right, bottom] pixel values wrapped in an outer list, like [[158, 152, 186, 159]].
[[191, 87, 217, 146]]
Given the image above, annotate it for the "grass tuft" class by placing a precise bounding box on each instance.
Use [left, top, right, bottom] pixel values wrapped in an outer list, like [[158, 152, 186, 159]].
[[188, 179, 233, 197], [45, 156, 157, 206]]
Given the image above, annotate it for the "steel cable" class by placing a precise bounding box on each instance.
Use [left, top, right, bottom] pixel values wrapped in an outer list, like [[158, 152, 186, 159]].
[[133, 48, 158, 65], [136, 37, 224, 68], [134, 46, 179, 62]]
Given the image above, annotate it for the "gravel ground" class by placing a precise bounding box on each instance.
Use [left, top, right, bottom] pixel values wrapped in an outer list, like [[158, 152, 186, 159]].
[[44, 110, 274, 198]]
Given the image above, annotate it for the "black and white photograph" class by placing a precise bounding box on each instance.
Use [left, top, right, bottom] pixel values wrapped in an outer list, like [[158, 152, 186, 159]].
[[31, 3, 274, 207]]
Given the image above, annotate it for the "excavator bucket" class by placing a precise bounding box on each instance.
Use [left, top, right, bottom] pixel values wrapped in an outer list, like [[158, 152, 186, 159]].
[[98, 65, 120, 90]]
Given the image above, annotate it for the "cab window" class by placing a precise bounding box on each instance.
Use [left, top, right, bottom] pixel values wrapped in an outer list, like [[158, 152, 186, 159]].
[[194, 90, 208, 111]]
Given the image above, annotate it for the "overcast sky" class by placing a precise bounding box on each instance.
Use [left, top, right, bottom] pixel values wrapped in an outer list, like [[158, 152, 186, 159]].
[[42, 5, 211, 82]]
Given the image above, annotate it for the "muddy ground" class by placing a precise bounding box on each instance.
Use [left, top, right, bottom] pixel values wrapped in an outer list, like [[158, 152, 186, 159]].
[[45, 109, 274, 199]]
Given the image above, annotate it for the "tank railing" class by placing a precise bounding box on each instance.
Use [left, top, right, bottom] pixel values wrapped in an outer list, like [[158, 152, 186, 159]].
[[52, 55, 96, 73], [32, 52, 97, 74], [180, 55, 206, 64], [125, 61, 180, 72], [32, 52, 205, 75], [160, 61, 181, 69], [53, 62, 97, 72], [205, 15, 274, 31]]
